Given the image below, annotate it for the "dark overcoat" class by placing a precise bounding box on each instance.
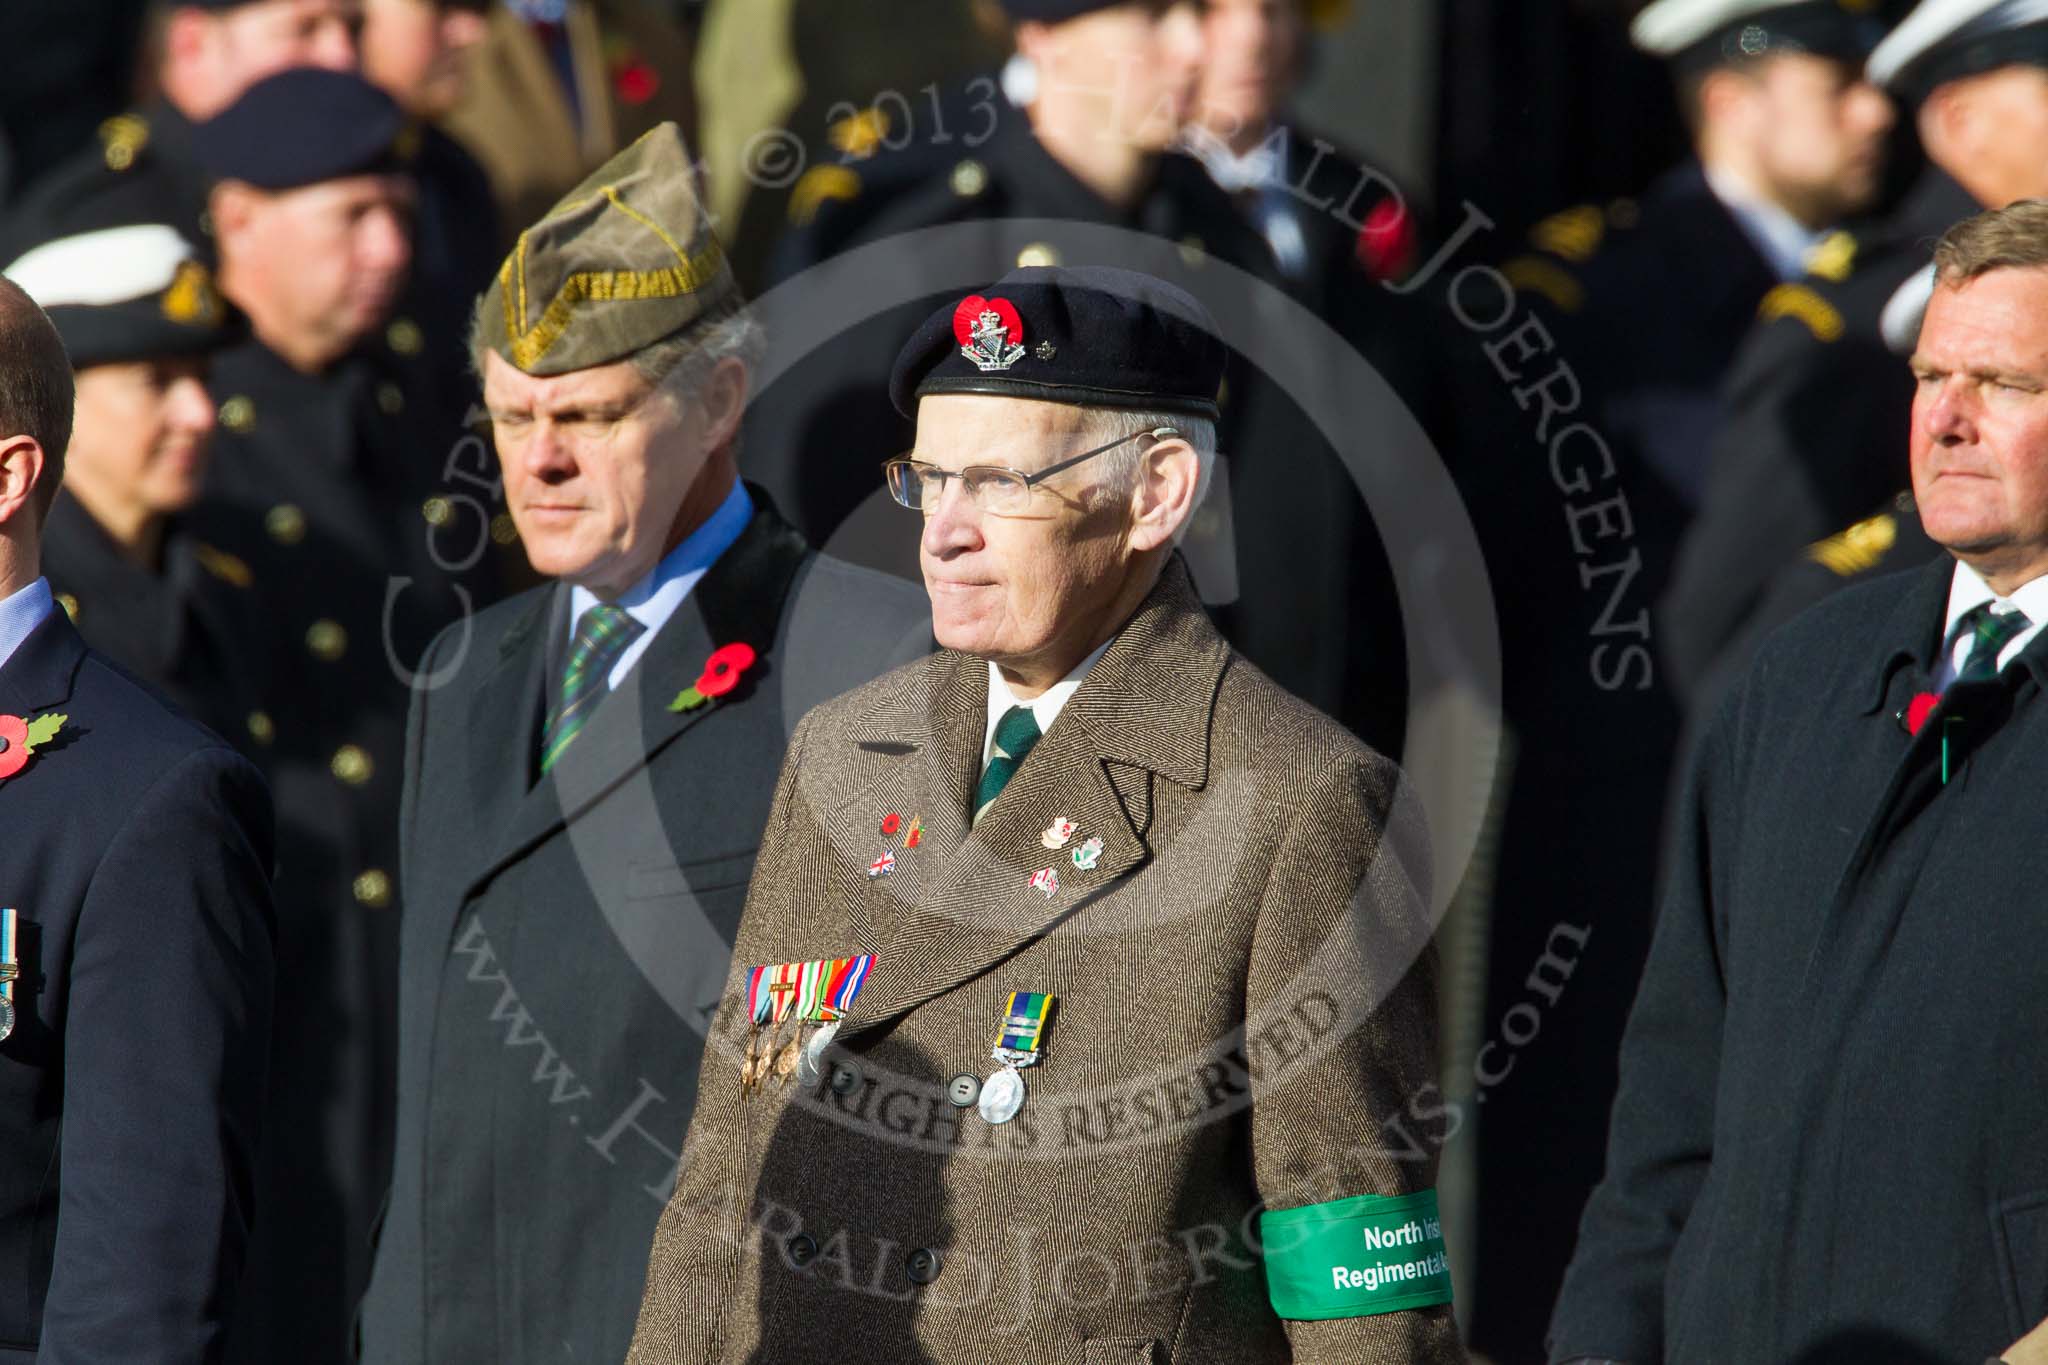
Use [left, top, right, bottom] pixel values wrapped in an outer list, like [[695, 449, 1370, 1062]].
[[1550, 554, 2048, 1364], [358, 492, 930, 1364], [0, 607, 275, 1364]]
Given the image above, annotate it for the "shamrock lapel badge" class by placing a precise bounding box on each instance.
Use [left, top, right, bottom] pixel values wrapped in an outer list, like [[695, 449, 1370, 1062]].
[[1070, 836, 1104, 871], [0, 712, 66, 783], [669, 643, 757, 713]]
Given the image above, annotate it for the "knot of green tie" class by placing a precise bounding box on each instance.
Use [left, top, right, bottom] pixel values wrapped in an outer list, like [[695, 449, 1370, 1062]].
[[540, 603, 646, 773], [974, 704, 1042, 823], [1949, 602, 2032, 690]]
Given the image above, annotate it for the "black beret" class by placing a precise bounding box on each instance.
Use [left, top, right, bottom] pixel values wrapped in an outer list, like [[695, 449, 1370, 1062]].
[[192, 68, 414, 190], [890, 265, 1225, 421], [2, 165, 239, 367]]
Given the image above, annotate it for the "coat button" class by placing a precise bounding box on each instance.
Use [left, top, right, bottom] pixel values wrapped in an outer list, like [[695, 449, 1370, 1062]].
[[828, 1061, 864, 1096], [247, 711, 275, 745], [352, 869, 392, 908], [265, 503, 306, 545], [946, 1073, 981, 1108], [904, 1247, 941, 1285], [784, 1233, 819, 1267], [306, 619, 348, 661], [219, 395, 256, 432]]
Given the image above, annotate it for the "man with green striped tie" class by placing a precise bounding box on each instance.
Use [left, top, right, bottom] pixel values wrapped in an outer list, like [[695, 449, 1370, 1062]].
[[631, 265, 1458, 1362], [360, 122, 930, 1365]]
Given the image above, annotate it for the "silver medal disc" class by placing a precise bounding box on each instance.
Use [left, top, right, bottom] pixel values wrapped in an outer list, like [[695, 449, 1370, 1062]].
[[977, 1066, 1026, 1124], [798, 1021, 840, 1088], [0, 996, 13, 1043]]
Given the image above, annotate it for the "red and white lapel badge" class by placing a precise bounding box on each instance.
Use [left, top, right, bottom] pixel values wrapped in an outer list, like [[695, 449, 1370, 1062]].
[[1029, 866, 1059, 899], [1040, 816, 1077, 850], [868, 850, 897, 879], [954, 295, 1026, 373]]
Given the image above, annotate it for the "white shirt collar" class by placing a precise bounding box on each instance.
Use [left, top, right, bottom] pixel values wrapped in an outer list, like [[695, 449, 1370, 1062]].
[[1936, 558, 2048, 685], [0, 577, 55, 674], [1181, 123, 1283, 195], [1703, 165, 1827, 283], [983, 637, 1113, 765], [567, 479, 753, 690]]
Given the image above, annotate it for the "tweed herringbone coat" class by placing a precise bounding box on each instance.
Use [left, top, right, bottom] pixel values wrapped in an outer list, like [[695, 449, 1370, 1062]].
[[628, 561, 1463, 1364]]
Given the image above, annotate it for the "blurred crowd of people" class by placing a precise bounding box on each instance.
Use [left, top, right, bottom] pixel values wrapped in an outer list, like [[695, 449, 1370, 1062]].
[[3, 0, 2047, 1360]]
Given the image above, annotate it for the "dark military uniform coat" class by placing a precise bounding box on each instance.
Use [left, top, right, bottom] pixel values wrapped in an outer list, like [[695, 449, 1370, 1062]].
[[1551, 554, 2048, 1364], [629, 561, 1459, 1364], [1661, 169, 1981, 708], [0, 607, 274, 1364], [359, 493, 930, 1365], [39, 496, 272, 762], [190, 326, 496, 1364]]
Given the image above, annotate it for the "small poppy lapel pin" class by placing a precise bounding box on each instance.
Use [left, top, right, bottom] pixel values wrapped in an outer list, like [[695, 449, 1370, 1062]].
[[669, 643, 757, 713], [0, 712, 67, 782], [1903, 691, 1940, 737]]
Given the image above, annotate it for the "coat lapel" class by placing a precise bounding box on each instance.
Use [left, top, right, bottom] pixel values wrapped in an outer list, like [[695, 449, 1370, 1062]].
[[462, 586, 558, 866], [0, 608, 84, 721], [838, 559, 1226, 1038], [461, 497, 811, 901]]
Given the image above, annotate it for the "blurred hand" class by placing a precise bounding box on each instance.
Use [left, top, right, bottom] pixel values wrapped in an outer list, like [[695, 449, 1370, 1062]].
[[2005, 1315, 2048, 1365]]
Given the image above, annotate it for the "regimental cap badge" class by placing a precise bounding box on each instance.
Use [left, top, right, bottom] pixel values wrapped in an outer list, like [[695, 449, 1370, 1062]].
[[953, 294, 1026, 373], [161, 259, 224, 327]]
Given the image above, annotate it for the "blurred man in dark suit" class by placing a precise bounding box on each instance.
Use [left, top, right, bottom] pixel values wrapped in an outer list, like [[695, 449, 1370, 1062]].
[[0, 275, 276, 1365]]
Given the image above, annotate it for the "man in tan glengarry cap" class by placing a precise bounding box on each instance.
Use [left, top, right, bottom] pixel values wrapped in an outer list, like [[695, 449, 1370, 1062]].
[[356, 121, 929, 1365]]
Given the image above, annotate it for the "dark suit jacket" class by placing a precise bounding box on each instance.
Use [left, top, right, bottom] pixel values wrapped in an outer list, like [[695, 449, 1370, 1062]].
[[358, 492, 930, 1364], [0, 606, 275, 1364], [1551, 554, 2048, 1363], [630, 560, 1460, 1363]]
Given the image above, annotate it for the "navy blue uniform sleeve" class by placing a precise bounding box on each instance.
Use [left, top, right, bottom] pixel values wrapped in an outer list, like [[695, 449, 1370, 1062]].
[[39, 746, 277, 1364], [1547, 700, 1737, 1363]]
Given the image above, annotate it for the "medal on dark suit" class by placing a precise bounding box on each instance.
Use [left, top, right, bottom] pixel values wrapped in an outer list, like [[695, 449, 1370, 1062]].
[[1, 907, 20, 1042]]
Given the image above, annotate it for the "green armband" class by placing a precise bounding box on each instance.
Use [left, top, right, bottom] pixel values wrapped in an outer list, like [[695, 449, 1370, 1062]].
[[1260, 1189, 1454, 1320]]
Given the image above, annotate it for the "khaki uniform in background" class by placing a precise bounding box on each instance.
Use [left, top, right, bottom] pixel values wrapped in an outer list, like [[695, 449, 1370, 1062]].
[[444, 0, 698, 248]]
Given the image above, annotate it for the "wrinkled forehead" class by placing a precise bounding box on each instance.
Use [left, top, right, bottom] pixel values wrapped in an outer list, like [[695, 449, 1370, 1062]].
[[482, 349, 652, 411], [912, 393, 1093, 466], [1919, 268, 2048, 368]]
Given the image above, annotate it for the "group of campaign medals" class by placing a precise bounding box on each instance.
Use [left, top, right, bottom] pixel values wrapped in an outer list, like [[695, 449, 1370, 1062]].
[[0, 907, 19, 1043], [738, 811, 1076, 1125]]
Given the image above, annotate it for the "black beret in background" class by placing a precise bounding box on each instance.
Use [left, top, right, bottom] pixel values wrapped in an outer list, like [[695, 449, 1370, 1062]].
[[890, 265, 1226, 421], [191, 67, 413, 191]]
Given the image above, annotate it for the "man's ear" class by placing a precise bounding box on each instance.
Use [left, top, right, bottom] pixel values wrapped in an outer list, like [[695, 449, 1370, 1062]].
[[696, 355, 749, 453], [0, 435, 47, 531], [1128, 434, 1201, 553], [1696, 66, 1756, 130], [1917, 82, 1965, 165], [208, 180, 261, 254]]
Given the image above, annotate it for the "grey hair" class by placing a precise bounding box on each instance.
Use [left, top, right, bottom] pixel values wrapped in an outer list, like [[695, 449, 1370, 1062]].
[[1076, 406, 1218, 501]]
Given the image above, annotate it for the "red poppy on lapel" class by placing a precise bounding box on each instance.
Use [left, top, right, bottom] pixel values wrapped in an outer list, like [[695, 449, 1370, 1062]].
[[1905, 692, 1940, 737], [0, 712, 66, 782]]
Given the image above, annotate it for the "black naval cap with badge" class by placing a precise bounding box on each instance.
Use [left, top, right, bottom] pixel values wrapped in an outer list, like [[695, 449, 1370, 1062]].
[[1867, 0, 2048, 98], [189, 66, 418, 191], [1, 174, 239, 367], [888, 264, 1226, 420], [1631, 0, 1889, 69]]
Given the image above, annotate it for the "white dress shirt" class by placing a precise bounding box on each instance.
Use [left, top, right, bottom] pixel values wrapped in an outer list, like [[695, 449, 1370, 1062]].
[[982, 638, 1112, 766], [1934, 559, 2048, 689], [0, 576, 55, 673], [566, 479, 753, 689]]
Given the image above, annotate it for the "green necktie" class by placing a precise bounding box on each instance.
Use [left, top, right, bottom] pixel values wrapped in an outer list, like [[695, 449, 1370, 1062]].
[[1948, 602, 2032, 690], [974, 704, 1042, 823], [539, 603, 646, 773]]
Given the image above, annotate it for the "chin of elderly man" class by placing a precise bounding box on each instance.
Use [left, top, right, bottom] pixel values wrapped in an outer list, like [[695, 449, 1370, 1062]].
[[1548, 200, 2048, 1365], [357, 122, 930, 1365], [627, 265, 1461, 1364], [0, 278, 276, 1363]]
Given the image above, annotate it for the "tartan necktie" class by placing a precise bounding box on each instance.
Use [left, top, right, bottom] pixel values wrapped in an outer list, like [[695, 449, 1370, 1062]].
[[973, 704, 1042, 823], [539, 603, 646, 773], [1947, 602, 2032, 690]]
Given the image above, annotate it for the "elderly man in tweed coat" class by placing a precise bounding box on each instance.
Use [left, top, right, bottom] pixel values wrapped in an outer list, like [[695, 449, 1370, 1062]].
[[628, 265, 1462, 1363]]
